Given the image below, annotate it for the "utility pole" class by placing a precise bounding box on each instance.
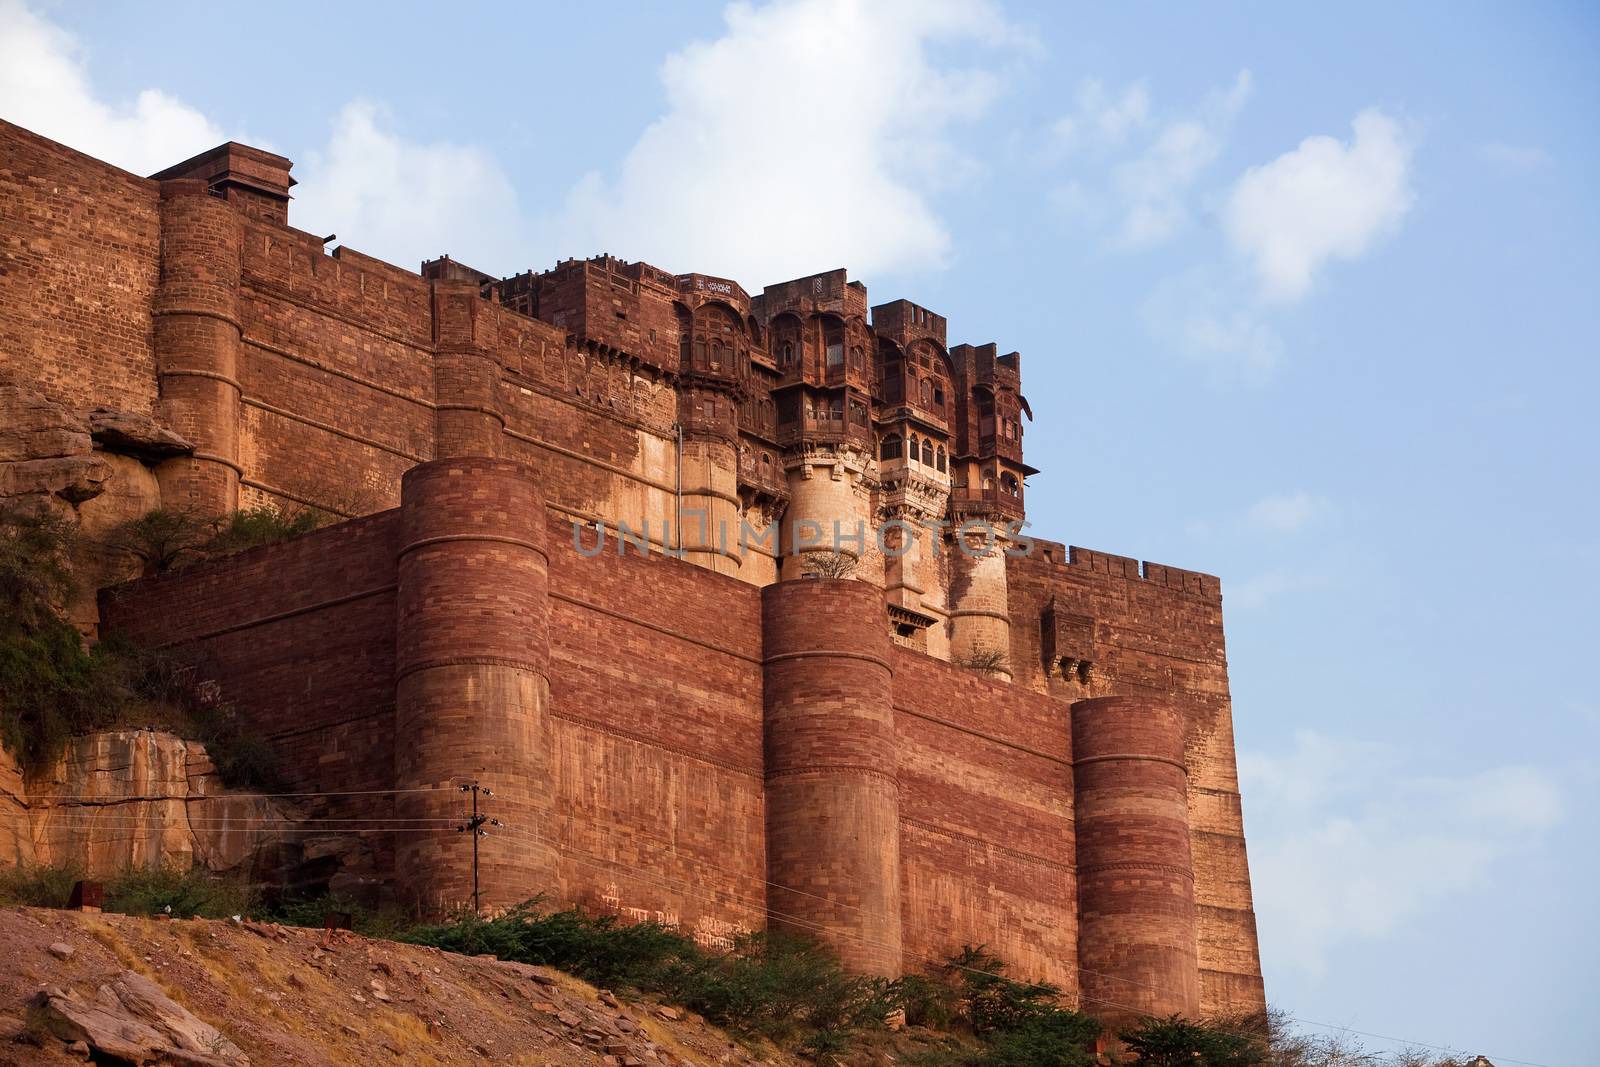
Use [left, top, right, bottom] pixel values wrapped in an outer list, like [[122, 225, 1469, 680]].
[[455, 781, 502, 915]]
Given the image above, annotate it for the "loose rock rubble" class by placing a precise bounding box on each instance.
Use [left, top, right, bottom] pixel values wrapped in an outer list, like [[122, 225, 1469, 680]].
[[25, 969, 249, 1066], [0, 908, 805, 1066]]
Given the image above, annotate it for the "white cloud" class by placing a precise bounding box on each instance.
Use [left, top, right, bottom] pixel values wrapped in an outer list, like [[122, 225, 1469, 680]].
[[1111, 70, 1251, 246], [1247, 490, 1329, 534], [1052, 78, 1150, 149], [292, 102, 524, 273], [0, 0, 228, 175], [1050, 70, 1251, 247], [1142, 266, 1282, 379], [550, 0, 1028, 286], [0, 2, 525, 275], [1224, 108, 1414, 302], [1240, 731, 1562, 976], [1478, 141, 1552, 172], [1225, 567, 1329, 610]]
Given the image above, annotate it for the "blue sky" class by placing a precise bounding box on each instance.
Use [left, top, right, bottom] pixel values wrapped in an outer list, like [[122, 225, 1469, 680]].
[[3, 1, 1596, 1062]]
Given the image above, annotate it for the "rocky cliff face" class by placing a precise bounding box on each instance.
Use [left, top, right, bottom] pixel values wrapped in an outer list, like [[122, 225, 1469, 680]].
[[0, 374, 188, 634], [1, 730, 298, 877]]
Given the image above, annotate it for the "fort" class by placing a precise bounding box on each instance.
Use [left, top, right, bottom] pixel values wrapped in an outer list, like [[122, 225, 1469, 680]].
[[0, 119, 1264, 1022]]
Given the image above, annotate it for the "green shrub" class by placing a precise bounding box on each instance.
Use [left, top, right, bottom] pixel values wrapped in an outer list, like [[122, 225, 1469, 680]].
[[945, 946, 1067, 1035], [107, 508, 215, 575], [0, 506, 75, 627], [205, 506, 322, 557], [975, 1012, 1101, 1067], [887, 973, 960, 1030], [104, 864, 255, 920], [1119, 1015, 1268, 1067], [0, 861, 86, 908], [107, 504, 325, 578], [260, 892, 417, 941], [402, 903, 891, 1051]]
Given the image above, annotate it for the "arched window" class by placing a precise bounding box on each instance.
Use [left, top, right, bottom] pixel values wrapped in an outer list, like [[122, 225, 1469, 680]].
[[983, 474, 995, 491], [921, 438, 934, 465], [936, 446, 946, 472], [710, 340, 724, 370], [780, 341, 794, 367], [825, 320, 844, 366], [920, 379, 932, 406], [908, 434, 920, 462], [1002, 473, 1019, 497], [881, 433, 903, 461], [849, 345, 863, 371]]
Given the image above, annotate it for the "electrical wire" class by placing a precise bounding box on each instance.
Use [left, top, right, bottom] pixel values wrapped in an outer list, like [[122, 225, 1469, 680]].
[[15, 785, 1564, 1065]]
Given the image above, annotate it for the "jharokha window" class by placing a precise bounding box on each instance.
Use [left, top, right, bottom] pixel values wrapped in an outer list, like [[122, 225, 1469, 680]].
[[881, 433, 903, 461]]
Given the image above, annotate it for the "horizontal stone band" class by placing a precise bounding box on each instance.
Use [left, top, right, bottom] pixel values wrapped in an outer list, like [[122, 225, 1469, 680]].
[[763, 648, 893, 673], [1073, 752, 1188, 774], [399, 533, 549, 564], [396, 655, 547, 682]]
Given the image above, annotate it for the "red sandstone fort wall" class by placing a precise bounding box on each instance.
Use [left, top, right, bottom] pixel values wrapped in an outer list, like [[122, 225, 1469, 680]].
[[542, 529, 769, 946], [890, 648, 1077, 991], [97, 511, 402, 796], [236, 224, 437, 513], [10, 118, 1264, 1014], [0, 122, 161, 415], [1008, 541, 1264, 1016]]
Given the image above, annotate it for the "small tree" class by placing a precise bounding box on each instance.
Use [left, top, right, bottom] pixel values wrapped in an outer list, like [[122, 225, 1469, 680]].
[[206, 505, 321, 556], [1120, 1014, 1267, 1067], [0, 506, 76, 627], [802, 550, 858, 579], [107, 508, 215, 575], [957, 647, 1010, 676]]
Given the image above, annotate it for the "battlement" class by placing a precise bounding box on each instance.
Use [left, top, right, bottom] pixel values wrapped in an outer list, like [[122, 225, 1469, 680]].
[[753, 268, 869, 322], [150, 141, 294, 224], [1027, 539, 1223, 601], [871, 299, 947, 348]]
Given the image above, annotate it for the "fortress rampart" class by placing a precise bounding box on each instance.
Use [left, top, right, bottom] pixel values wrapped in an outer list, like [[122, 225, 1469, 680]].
[[2, 118, 1264, 1018]]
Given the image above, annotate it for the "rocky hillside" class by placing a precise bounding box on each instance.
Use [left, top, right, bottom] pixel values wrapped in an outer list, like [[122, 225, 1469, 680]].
[[0, 907, 813, 1067]]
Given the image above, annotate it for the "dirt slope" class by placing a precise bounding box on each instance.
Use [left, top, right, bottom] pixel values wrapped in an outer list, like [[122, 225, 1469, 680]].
[[0, 907, 809, 1066]]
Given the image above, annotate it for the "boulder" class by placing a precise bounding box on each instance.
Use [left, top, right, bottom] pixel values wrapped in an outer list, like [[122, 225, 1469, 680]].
[[0, 454, 113, 504], [0, 378, 90, 461], [26, 970, 249, 1066], [86, 409, 194, 461]]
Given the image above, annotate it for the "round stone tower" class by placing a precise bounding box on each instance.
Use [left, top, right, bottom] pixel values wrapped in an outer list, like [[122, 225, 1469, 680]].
[[1070, 695, 1199, 1020], [948, 529, 1013, 680], [153, 178, 244, 515], [431, 278, 506, 459], [761, 578, 902, 975], [392, 457, 557, 912]]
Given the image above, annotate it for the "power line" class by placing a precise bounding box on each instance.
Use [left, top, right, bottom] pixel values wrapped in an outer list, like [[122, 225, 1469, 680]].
[[18, 782, 1564, 1066]]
